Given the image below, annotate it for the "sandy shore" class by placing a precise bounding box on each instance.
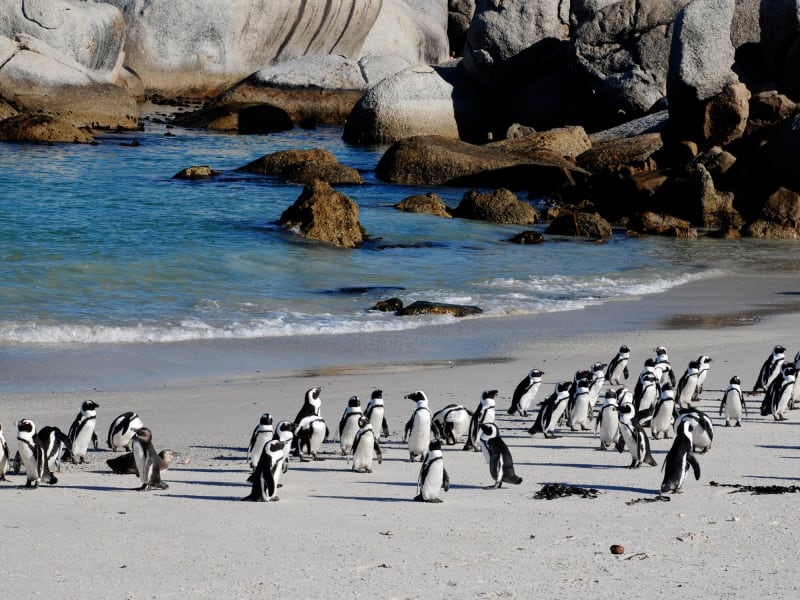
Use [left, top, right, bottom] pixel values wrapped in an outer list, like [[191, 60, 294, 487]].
[[3, 271, 800, 598]]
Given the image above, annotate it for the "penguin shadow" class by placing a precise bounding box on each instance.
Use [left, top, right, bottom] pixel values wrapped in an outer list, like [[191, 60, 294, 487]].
[[190, 445, 246, 453], [172, 466, 247, 474], [517, 461, 622, 470], [171, 478, 243, 488], [744, 474, 800, 482], [55, 484, 142, 493], [310, 494, 410, 503], [756, 444, 800, 452], [160, 492, 241, 502]]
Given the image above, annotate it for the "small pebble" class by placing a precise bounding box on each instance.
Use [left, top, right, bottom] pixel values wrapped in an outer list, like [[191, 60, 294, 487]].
[[610, 544, 624, 555]]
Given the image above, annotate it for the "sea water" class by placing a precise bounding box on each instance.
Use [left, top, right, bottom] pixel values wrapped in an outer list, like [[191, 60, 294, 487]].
[[0, 116, 795, 347]]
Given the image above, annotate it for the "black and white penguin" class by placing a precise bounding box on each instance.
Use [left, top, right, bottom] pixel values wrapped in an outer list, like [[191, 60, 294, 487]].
[[607, 345, 631, 385], [0, 421, 10, 481], [587, 362, 607, 410], [338, 396, 363, 456], [364, 389, 389, 439], [464, 389, 498, 451], [479, 423, 522, 489], [568, 378, 592, 431], [508, 369, 544, 417], [106, 448, 176, 475], [272, 420, 295, 473], [247, 413, 274, 471], [16, 419, 57, 488], [673, 407, 714, 453], [36, 426, 72, 473], [595, 390, 620, 450], [654, 346, 676, 388], [651, 382, 676, 440], [432, 404, 472, 445], [633, 370, 660, 419], [65, 400, 99, 464], [529, 381, 572, 438], [351, 417, 383, 473], [404, 391, 433, 462], [719, 375, 746, 427], [660, 420, 701, 493], [754, 345, 786, 393], [415, 439, 450, 502], [131, 427, 168, 491], [616, 402, 657, 468], [676, 359, 701, 409], [762, 364, 796, 421], [242, 440, 285, 502], [695, 355, 713, 397], [292, 415, 328, 461], [294, 387, 323, 424], [107, 411, 144, 452]]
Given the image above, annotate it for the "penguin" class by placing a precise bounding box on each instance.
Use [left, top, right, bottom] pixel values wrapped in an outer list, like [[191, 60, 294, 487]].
[[0, 421, 10, 481], [695, 355, 713, 397], [568, 378, 593, 431], [508, 369, 544, 417], [432, 404, 472, 445], [654, 346, 676, 387], [464, 389, 498, 451], [762, 364, 796, 421], [364, 389, 389, 439], [607, 345, 630, 385], [292, 416, 328, 461], [754, 345, 785, 392], [294, 386, 323, 424], [36, 426, 72, 473], [247, 413, 274, 471], [790, 351, 800, 410], [676, 359, 701, 409], [107, 411, 144, 452], [633, 371, 660, 418], [272, 420, 295, 473], [564, 369, 592, 426], [404, 391, 433, 462], [479, 423, 522, 489], [131, 427, 168, 491], [595, 390, 620, 450], [587, 362, 607, 410], [65, 400, 99, 464], [660, 420, 701, 493], [16, 420, 57, 488], [719, 375, 746, 427], [106, 448, 176, 475], [338, 396, 363, 456], [351, 417, 382, 473], [529, 381, 571, 438], [673, 407, 714, 453], [415, 439, 450, 502], [242, 440, 285, 502], [616, 402, 657, 468], [651, 382, 676, 440]]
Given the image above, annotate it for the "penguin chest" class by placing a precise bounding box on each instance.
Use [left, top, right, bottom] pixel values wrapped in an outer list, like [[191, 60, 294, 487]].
[[340, 416, 361, 452], [519, 384, 540, 411], [724, 391, 742, 419], [448, 411, 470, 437], [72, 420, 96, 455], [352, 431, 374, 469], [249, 431, 272, 469], [639, 387, 657, 412], [480, 407, 496, 425], [408, 412, 431, 453], [18, 441, 39, 476], [549, 399, 569, 429], [308, 422, 327, 453], [367, 407, 384, 433], [570, 395, 590, 422], [421, 459, 444, 498], [652, 402, 674, 432], [599, 411, 619, 442], [132, 442, 148, 481]]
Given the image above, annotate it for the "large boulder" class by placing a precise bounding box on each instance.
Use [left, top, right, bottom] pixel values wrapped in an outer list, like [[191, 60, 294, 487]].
[[762, 187, 800, 228], [0, 113, 93, 143], [104, 0, 383, 98], [462, 0, 570, 88], [571, 0, 691, 120], [546, 211, 613, 239], [489, 126, 592, 160], [395, 193, 453, 218], [237, 149, 363, 185], [452, 189, 539, 224], [375, 135, 589, 192], [627, 212, 699, 236], [343, 65, 484, 144], [360, 0, 450, 65], [0, 34, 138, 131], [278, 180, 366, 248], [448, 0, 476, 57]]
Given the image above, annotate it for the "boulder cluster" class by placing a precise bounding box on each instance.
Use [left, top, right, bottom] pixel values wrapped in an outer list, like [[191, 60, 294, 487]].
[[5, 1, 800, 239]]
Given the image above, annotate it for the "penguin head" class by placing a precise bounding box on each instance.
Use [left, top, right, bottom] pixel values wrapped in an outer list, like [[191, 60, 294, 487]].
[[644, 357, 656, 367], [405, 391, 428, 403], [307, 387, 323, 402], [619, 345, 630, 354], [268, 440, 285, 453], [591, 362, 607, 373], [347, 396, 361, 408], [371, 389, 383, 400], [276, 420, 295, 434], [574, 369, 591, 381], [556, 381, 572, 393], [482, 390, 498, 400], [429, 439, 442, 452], [158, 449, 177, 470], [133, 427, 153, 444], [16, 419, 35, 434], [654, 346, 668, 356], [81, 400, 99, 413], [529, 368, 544, 379], [730, 375, 741, 385], [698, 355, 712, 365], [357, 416, 369, 428], [774, 345, 786, 355], [259, 413, 273, 426]]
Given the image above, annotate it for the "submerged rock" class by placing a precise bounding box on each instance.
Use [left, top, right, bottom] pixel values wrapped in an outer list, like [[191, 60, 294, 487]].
[[397, 301, 483, 317], [238, 149, 363, 185], [452, 189, 539, 224], [0, 114, 93, 143], [173, 165, 221, 179], [394, 193, 452, 218]]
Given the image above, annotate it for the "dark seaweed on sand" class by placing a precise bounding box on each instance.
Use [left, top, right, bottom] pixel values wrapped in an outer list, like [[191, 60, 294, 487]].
[[710, 481, 800, 495], [534, 483, 600, 500]]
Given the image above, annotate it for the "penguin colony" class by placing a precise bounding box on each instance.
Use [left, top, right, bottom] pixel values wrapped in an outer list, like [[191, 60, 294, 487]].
[[0, 343, 796, 499]]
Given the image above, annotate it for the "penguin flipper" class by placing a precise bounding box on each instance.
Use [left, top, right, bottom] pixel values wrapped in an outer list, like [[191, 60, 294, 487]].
[[623, 366, 629, 379], [374, 440, 383, 464], [442, 467, 450, 492], [614, 436, 626, 453], [687, 454, 701, 481], [644, 452, 658, 467]]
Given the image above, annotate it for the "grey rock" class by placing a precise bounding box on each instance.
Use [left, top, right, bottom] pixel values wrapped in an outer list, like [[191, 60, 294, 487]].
[[358, 55, 411, 87], [452, 189, 539, 224]]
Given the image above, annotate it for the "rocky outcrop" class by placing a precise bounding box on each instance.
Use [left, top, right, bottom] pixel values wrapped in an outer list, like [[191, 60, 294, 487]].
[[172, 166, 221, 179], [448, 0, 476, 57], [397, 301, 483, 317], [360, 0, 450, 65], [170, 102, 294, 133], [488, 126, 592, 160], [546, 211, 613, 239], [452, 189, 538, 224], [394, 193, 452, 217], [507, 230, 545, 244], [376, 135, 589, 192], [0, 113, 93, 143], [238, 149, 363, 185], [104, 0, 383, 98], [463, 0, 570, 88], [278, 180, 365, 248], [343, 65, 484, 144], [627, 212, 699, 237]]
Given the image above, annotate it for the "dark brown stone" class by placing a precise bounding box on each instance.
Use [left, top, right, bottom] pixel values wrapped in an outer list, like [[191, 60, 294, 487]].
[[545, 211, 612, 239], [507, 230, 545, 244], [238, 149, 362, 185], [627, 212, 698, 237], [452, 189, 538, 224], [763, 187, 800, 228], [372, 298, 404, 312], [172, 165, 222, 179], [394, 193, 452, 218], [0, 114, 93, 143], [397, 301, 483, 318]]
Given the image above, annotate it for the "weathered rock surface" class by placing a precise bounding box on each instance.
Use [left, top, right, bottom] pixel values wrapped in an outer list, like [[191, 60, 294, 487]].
[[448, 0, 476, 57], [376, 135, 589, 192], [762, 187, 800, 228], [170, 102, 294, 133], [577, 133, 664, 175], [0, 113, 93, 143], [452, 189, 538, 224], [489, 126, 592, 160], [278, 180, 366, 248], [507, 230, 545, 244], [238, 149, 363, 185], [360, 0, 450, 65], [173, 166, 221, 179], [397, 301, 483, 317], [394, 193, 452, 217], [546, 211, 613, 239], [627, 212, 699, 237]]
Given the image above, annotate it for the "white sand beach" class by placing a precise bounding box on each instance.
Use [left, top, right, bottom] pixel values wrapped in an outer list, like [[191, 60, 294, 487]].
[[3, 270, 800, 599]]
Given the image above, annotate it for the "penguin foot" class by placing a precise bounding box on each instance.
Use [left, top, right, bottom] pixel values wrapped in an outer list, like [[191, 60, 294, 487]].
[[0, 474, 6, 481], [725, 422, 731, 427], [735, 422, 742, 427], [269, 496, 280, 502], [483, 483, 502, 490], [413, 494, 442, 503]]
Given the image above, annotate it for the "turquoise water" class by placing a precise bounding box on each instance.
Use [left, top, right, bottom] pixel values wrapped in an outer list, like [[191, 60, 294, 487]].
[[0, 118, 795, 346]]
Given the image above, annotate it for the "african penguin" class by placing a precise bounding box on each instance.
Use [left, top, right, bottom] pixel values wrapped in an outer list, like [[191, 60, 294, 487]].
[[695, 355, 713, 397], [415, 439, 450, 503], [754, 345, 785, 393], [242, 440, 285, 502], [762, 364, 796, 421], [66, 400, 99, 464], [464, 389, 497, 451], [0, 421, 10, 481], [587, 362, 607, 410], [351, 417, 382, 473], [508, 369, 544, 417], [651, 382, 676, 440], [16, 419, 57, 488], [292, 416, 328, 461], [107, 411, 144, 452], [294, 386, 323, 425], [338, 396, 363, 456], [106, 448, 176, 475], [404, 391, 433, 462], [36, 426, 72, 473], [529, 381, 572, 439], [607, 345, 631, 385], [247, 413, 274, 471], [272, 420, 295, 473], [568, 378, 593, 431], [432, 404, 472, 445], [660, 420, 701, 494], [479, 423, 522, 489], [676, 359, 701, 409], [719, 375, 746, 427], [616, 402, 657, 468], [673, 407, 714, 453], [131, 427, 168, 491], [595, 390, 620, 450], [364, 389, 389, 439]]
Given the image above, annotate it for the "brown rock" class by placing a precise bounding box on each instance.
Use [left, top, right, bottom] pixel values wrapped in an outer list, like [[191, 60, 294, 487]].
[[372, 298, 404, 312], [453, 189, 538, 224], [397, 301, 483, 318], [489, 126, 592, 160], [610, 544, 625, 555], [238, 149, 362, 185], [172, 165, 222, 179], [763, 187, 800, 228], [278, 180, 365, 248], [507, 230, 545, 244], [0, 114, 92, 143], [545, 211, 613, 239], [627, 212, 698, 237], [744, 220, 799, 239], [171, 103, 294, 134], [702, 82, 750, 147], [376, 135, 588, 193], [577, 133, 663, 175], [745, 91, 797, 139], [394, 193, 452, 218]]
